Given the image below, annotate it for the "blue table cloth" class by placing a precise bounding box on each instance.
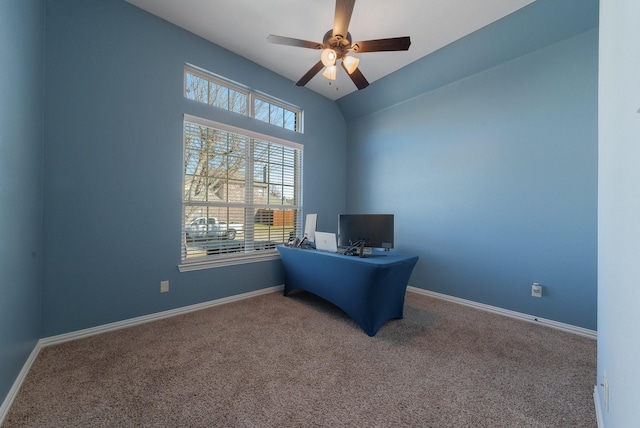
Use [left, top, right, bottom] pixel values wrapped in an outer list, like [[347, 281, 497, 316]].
[[277, 245, 419, 336]]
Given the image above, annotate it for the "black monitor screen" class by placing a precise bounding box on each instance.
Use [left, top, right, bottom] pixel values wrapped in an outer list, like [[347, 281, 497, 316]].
[[337, 214, 394, 249]]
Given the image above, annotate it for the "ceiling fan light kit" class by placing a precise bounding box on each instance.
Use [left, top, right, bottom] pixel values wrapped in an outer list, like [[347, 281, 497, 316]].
[[322, 65, 338, 80], [321, 48, 337, 67], [342, 55, 359, 74], [267, 0, 411, 90]]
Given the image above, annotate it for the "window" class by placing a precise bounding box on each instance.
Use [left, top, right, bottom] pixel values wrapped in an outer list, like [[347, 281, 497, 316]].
[[180, 114, 303, 270], [184, 65, 302, 132], [254, 96, 300, 131]]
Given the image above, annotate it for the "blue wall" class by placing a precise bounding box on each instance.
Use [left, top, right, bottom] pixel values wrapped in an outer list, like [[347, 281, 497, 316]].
[[343, 28, 598, 330], [41, 0, 346, 336], [0, 0, 45, 404], [337, 0, 599, 121], [2, 0, 602, 412]]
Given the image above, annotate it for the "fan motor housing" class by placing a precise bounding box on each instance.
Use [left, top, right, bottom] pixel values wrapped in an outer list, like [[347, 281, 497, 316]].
[[323, 30, 352, 58]]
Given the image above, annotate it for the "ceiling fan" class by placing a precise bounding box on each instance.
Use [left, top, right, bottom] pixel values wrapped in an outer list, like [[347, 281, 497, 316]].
[[267, 0, 411, 90]]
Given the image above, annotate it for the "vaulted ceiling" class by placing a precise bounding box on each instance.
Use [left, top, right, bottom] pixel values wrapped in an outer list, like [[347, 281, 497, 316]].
[[126, 0, 534, 100]]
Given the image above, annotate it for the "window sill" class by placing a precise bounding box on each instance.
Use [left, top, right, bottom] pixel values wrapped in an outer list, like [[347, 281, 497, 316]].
[[178, 250, 281, 272]]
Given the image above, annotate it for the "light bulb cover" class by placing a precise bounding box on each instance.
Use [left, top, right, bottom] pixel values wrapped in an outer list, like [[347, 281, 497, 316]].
[[322, 65, 337, 80], [321, 49, 337, 67], [342, 55, 360, 74]]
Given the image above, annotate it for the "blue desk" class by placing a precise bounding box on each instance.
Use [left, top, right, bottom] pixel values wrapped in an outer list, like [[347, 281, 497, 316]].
[[277, 245, 418, 336]]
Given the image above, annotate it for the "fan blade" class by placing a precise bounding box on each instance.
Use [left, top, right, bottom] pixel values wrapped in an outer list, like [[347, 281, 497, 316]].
[[267, 35, 323, 50], [333, 0, 356, 39], [341, 61, 369, 90], [296, 60, 325, 87], [351, 37, 411, 53]]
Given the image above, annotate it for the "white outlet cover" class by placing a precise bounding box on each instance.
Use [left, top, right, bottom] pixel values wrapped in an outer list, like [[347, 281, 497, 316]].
[[532, 284, 542, 297]]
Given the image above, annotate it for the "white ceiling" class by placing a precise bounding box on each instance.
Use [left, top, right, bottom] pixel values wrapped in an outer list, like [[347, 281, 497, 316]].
[[126, 0, 534, 100]]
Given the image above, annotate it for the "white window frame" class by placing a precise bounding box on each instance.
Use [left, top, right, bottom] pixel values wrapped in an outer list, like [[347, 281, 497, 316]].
[[252, 94, 302, 132], [184, 65, 303, 133], [179, 114, 303, 272]]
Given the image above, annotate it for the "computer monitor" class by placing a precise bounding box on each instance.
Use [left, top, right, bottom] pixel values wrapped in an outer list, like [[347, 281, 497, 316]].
[[337, 214, 394, 250]]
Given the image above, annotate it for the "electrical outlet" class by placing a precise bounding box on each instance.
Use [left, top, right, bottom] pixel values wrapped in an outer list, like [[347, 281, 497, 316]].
[[531, 283, 542, 298], [160, 280, 169, 293]]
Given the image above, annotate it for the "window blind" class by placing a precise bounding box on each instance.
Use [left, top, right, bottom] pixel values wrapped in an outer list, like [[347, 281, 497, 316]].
[[181, 115, 302, 266]]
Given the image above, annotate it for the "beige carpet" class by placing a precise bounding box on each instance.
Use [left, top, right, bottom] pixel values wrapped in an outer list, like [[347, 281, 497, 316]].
[[3, 291, 596, 427]]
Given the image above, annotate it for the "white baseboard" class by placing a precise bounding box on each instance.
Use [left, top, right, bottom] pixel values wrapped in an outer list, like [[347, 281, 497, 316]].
[[40, 285, 284, 347], [0, 342, 43, 426], [407, 286, 597, 340], [0, 285, 284, 424], [594, 386, 605, 428]]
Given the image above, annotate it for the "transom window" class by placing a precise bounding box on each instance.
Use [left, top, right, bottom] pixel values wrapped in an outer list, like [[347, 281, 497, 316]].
[[254, 96, 300, 131], [184, 65, 302, 132], [180, 115, 303, 270]]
